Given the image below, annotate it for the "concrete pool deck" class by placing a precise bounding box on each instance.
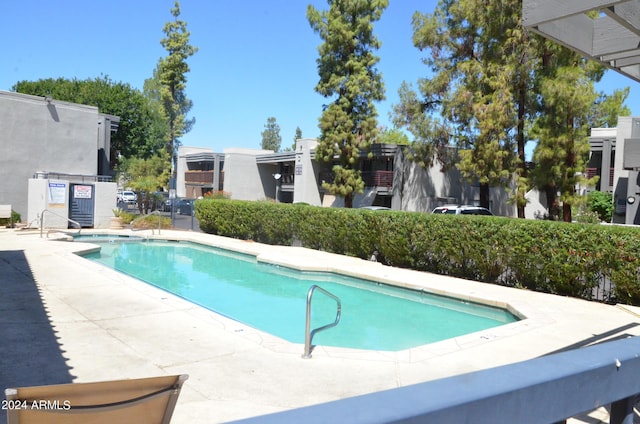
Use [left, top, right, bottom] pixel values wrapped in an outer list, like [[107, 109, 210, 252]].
[[1, 228, 640, 423]]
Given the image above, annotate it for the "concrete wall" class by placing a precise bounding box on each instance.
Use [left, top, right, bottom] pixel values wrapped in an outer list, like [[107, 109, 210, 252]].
[[293, 138, 322, 206], [610, 117, 640, 225], [223, 148, 274, 201], [0, 91, 102, 220], [94, 182, 118, 228], [391, 149, 517, 216], [27, 179, 117, 229], [524, 189, 548, 220], [27, 179, 69, 228]]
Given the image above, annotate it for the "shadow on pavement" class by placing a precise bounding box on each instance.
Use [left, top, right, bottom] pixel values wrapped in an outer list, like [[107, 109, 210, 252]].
[[543, 322, 640, 356], [0, 250, 74, 419]]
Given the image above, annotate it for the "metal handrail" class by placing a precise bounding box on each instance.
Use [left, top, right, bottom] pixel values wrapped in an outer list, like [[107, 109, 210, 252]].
[[39, 209, 81, 238], [129, 210, 163, 235], [302, 285, 342, 358]]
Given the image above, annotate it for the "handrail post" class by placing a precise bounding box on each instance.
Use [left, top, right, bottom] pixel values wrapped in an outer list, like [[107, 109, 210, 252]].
[[39, 209, 81, 238], [303, 287, 314, 358], [610, 396, 636, 424], [130, 210, 162, 235], [303, 285, 342, 359]]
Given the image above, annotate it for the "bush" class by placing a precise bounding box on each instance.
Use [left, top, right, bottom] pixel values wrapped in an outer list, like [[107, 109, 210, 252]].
[[195, 198, 640, 306], [134, 215, 172, 229], [587, 191, 614, 223], [124, 211, 171, 230]]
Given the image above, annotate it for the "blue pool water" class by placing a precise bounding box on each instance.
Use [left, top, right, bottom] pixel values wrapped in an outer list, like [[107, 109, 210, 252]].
[[81, 240, 518, 351]]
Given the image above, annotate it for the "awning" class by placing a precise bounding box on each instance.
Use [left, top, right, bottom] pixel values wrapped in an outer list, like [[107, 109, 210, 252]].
[[523, 0, 640, 83]]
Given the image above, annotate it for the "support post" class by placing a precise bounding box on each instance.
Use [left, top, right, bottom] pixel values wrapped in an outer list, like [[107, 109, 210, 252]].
[[610, 396, 637, 424]]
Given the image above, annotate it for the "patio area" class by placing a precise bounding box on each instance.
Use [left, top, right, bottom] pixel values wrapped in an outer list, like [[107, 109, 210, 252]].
[[1, 228, 639, 423]]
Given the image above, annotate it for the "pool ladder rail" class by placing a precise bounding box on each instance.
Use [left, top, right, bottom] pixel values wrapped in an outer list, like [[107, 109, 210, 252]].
[[39, 209, 81, 239], [303, 285, 342, 359], [130, 210, 163, 235]]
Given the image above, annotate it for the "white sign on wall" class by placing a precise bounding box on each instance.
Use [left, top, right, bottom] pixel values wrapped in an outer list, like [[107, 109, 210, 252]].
[[48, 182, 66, 205], [73, 185, 92, 199]]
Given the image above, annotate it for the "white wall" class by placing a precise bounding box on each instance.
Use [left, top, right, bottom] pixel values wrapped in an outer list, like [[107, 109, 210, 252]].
[[293, 138, 322, 205], [27, 179, 68, 228], [27, 179, 117, 229], [94, 182, 117, 228], [223, 148, 274, 201]]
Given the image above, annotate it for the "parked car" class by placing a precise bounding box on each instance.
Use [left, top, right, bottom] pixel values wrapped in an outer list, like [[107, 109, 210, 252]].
[[116, 191, 137, 209], [432, 205, 494, 215], [151, 192, 171, 212], [177, 199, 195, 215], [118, 190, 137, 204]]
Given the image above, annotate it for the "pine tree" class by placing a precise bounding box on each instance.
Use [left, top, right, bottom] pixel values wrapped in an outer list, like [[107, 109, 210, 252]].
[[589, 87, 631, 128], [157, 1, 198, 172], [530, 43, 600, 222], [399, 0, 534, 211], [293, 126, 302, 150], [307, 0, 388, 208], [261, 117, 282, 152], [396, 0, 629, 219]]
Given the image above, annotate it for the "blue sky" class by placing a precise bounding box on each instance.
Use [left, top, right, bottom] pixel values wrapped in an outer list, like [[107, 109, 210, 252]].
[[2, 1, 638, 154]]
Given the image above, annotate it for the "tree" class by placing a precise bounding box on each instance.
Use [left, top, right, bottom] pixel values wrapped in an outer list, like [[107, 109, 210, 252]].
[[398, 0, 535, 212], [378, 127, 409, 145], [261, 117, 282, 152], [157, 1, 198, 171], [292, 126, 303, 150], [530, 43, 600, 222], [589, 87, 632, 128], [13, 76, 168, 164], [143, 67, 172, 158], [118, 151, 171, 214], [307, 0, 388, 208], [392, 81, 455, 170]]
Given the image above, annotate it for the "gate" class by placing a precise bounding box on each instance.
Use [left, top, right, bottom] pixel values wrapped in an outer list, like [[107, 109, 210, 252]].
[[68, 184, 95, 228]]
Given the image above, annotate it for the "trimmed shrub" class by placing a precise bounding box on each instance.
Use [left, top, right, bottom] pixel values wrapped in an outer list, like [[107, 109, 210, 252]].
[[195, 199, 640, 305]]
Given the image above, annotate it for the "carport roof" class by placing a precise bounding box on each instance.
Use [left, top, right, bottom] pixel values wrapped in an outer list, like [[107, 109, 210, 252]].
[[523, 0, 640, 83]]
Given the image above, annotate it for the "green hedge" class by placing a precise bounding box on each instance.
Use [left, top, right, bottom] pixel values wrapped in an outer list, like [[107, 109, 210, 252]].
[[195, 199, 640, 305]]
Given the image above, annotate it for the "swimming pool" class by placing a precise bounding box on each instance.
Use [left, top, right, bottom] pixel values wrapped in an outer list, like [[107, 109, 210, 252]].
[[81, 240, 518, 351]]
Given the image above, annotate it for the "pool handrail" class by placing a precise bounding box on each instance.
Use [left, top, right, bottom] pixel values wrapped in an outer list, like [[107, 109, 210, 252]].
[[303, 285, 342, 358], [130, 210, 163, 235], [39, 209, 81, 238]]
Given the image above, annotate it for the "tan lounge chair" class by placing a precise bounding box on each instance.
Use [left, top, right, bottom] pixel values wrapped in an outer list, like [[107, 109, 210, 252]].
[[5, 374, 188, 424]]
